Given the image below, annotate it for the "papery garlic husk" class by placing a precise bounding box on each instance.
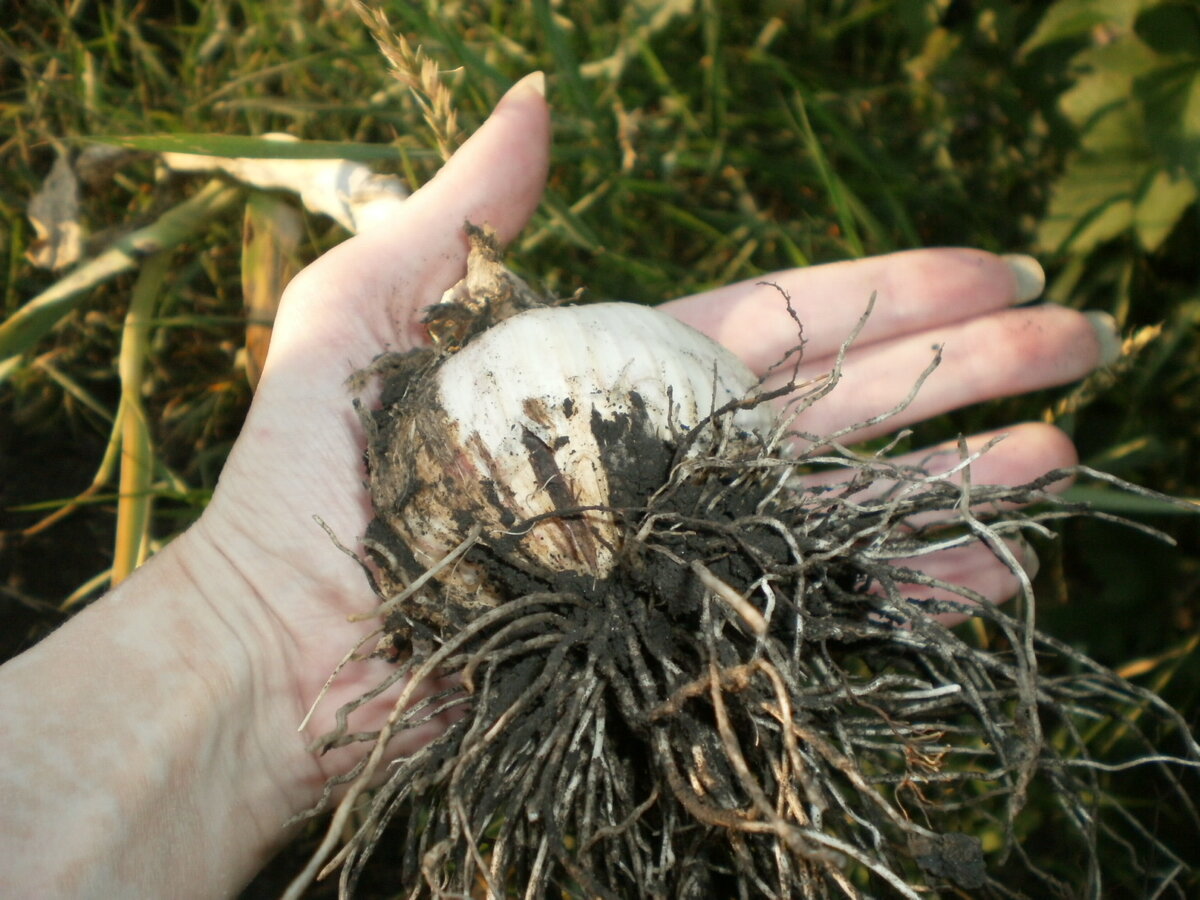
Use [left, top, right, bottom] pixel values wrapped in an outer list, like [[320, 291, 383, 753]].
[[363, 301, 773, 621]]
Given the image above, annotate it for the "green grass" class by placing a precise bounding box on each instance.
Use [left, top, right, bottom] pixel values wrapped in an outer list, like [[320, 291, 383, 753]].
[[2, 0, 1198, 895]]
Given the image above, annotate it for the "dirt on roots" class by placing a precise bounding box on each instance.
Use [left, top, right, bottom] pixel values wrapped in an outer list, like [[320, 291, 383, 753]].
[[286, 228, 1200, 900]]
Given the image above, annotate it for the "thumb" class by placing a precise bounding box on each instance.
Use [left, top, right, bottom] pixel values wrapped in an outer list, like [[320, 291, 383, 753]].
[[400, 70, 551, 249], [272, 72, 551, 361]]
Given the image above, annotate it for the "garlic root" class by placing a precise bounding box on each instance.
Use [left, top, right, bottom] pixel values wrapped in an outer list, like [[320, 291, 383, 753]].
[[288, 225, 1200, 900]]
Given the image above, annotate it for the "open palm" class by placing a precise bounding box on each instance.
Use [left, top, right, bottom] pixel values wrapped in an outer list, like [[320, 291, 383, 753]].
[[193, 73, 1110, 784]]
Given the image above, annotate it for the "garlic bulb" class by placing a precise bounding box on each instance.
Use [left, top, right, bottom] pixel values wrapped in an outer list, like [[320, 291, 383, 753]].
[[364, 301, 772, 615], [316, 232, 1191, 900]]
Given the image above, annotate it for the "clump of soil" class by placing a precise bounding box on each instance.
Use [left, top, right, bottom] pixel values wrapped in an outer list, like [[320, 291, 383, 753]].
[[287, 227, 1199, 900]]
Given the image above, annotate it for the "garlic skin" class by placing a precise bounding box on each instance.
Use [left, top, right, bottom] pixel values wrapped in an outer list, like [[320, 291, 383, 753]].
[[365, 302, 771, 613]]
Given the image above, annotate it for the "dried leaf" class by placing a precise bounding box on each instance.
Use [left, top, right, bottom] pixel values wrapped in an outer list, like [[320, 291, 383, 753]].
[[162, 133, 406, 233], [241, 194, 303, 389], [26, 145, 83, 271]]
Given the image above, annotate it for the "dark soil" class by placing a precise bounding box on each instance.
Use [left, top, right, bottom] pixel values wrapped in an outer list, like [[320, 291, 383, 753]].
[[284, 229, 1200, 899]]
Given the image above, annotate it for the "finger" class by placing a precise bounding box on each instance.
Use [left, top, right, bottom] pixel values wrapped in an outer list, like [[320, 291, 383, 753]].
[[270, 71, 552, 372], [800, 423, 1078, 493], [662, 249, 1047, 373], [799, 427, 1069, 622], [799, 423, 1076, 531], [211, 75, 551, 567], [890, 537, 1040, 624], [773, 304, 1118, 442]]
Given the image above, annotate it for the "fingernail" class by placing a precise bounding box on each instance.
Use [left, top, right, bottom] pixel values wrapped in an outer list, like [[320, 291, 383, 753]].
[[1002, 253, 1045, 303], [511, 71, 546, 98], [1085, 310, 1122, 367]]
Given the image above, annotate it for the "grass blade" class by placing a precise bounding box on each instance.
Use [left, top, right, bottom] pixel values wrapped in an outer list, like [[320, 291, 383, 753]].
[[788, 90, 865, 258], [111, 250, 171, 585], [81, 133, 422, 161], [0, 179, 242, 369]]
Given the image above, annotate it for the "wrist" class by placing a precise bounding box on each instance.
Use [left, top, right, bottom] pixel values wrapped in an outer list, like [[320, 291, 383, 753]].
[[0, 525, 317, 897], [159, 522, 331, 809]]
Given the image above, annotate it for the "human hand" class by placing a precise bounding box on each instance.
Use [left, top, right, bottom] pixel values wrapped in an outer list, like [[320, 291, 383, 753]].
[[187, 73, 556, 790], [193, 67, 1117, 785], [0, 72, 554, 900], [664, 251, 1116, 612], [0, 69, 1119, 899]]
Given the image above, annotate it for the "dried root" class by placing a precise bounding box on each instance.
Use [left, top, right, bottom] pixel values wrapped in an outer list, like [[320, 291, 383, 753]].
[[286, 253, 1199, 900]]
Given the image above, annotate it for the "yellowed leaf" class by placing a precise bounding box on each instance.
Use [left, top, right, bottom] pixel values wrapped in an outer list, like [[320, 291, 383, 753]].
[[241, 194, 303, 389], [163, 133, 406, 233]]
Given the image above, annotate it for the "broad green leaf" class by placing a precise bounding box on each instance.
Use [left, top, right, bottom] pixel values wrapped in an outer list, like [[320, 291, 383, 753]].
[[1059, 38, 1160, 129], [1135, 60, 1200, 177], [1037, 24, 1198, 256], [1036, 158, 1148, 254], [1079, 99, 1148, 159], [1134, 166, 1197, 250], [1021, 0, 1145, 57], [80, 133, 422, 162], [1134, 1, 1200, 57]]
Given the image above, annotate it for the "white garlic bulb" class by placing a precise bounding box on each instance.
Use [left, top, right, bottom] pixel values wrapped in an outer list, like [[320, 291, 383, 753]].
[[364, 294, 771, 615]]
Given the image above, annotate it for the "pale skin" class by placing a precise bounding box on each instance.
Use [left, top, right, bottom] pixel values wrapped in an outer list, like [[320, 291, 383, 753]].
[[0, 72, 1118, 897]]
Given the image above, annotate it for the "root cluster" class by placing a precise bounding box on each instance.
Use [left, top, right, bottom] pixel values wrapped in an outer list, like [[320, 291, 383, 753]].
[[285, 257, 1199, 899]]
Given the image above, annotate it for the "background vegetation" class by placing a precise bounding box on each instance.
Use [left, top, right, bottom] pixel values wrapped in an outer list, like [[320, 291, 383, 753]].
[[2, 0, 1197, 895]]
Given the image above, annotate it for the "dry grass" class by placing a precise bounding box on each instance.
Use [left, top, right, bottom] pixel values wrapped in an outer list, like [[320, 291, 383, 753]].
[[1, 2, 1197, 896]]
